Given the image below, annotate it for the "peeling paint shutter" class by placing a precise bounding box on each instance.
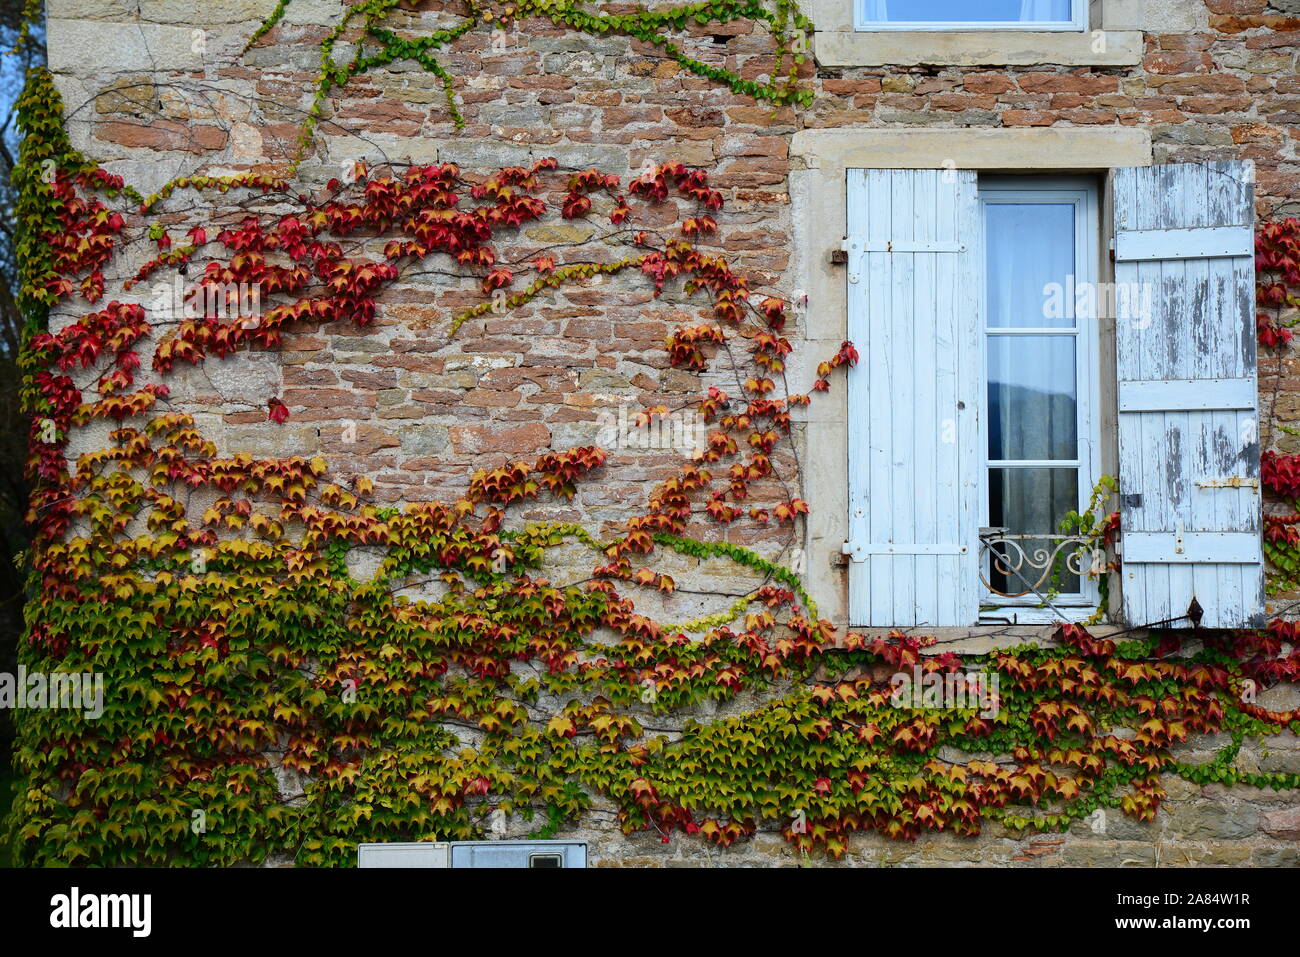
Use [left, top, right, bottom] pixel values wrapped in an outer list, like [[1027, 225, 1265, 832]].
[[845, 169, 982, 626], [1112, 161, 1264, 629]]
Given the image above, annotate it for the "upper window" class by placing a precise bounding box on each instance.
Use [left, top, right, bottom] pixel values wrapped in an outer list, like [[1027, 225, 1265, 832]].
[[857, 0, 1087, 31]]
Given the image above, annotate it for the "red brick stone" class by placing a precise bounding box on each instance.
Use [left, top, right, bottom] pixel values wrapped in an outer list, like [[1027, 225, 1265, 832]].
[[450, 422, 551, 454], [821, 78, 883, 95], [964, 72, 1016, 94], [1017, 73, 1119, 94], [96, 120, 228, 153], [1211, 14, 1300, 33], [1001, 110, 1056, 127], [1181, 96, 1255, 114], [1155, 33, 1215, 52], [1233, 123, 1285, 143], [1049, 93, 1092, 109], [1144, 51, 1214, 74], [931, 93, 997, 110], [336, 99, 425, 135], [1205, 0, 1266, 12], [1149, 75, 1248, 94], [1263, 807, 1300, 839]]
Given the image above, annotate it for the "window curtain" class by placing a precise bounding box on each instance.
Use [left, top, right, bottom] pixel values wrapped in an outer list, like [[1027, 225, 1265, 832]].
[[985, 199, 1080, 590], [987, 341, 1077, 466], [1019, 0, 1071, 21], [987, 343, 1077, 529], [862, 0, 889, 20]]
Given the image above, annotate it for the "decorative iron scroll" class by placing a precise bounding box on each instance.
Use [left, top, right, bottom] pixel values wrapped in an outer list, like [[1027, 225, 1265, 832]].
[[978, 528, 1099, 599]]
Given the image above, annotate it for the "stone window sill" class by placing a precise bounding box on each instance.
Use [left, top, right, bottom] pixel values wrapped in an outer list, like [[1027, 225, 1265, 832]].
[[814, 30, 1143, 68]]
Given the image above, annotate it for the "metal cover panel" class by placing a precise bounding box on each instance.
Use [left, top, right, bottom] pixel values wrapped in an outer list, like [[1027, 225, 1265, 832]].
[[357, 842, 450, 868], [449, 840, 587, 868]]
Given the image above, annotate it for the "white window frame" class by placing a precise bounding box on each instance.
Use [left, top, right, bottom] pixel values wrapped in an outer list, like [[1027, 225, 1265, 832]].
[[856, 0, 1088, 32], [977, 177, 1102, 624]]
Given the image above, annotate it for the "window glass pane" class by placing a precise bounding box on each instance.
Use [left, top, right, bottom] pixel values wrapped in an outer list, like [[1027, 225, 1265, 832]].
[[864, 0, 1073, 23], [986, 202, 1075, 328], [988, 467, 1081, 595], [987, 335, 1077, 461]]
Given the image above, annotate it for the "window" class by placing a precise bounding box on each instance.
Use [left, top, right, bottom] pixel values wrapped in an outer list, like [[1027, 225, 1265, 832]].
[[978, 179, 1100, 619], [857, 0, 1087, 31], [841, 161, 1262, 631]]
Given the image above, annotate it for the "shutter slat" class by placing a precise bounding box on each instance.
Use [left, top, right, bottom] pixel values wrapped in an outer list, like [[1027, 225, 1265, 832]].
[[1112, 161, 1264, 629], [939, 170, 968, 626], [865, 168, 895, 625], [912, 173, 939, 621], [846, 169, 981, 627], [890, 171, 916, 624]]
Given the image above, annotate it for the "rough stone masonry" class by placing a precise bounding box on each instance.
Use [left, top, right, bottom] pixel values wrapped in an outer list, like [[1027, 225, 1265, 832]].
[[37, 0, 1300, 865]]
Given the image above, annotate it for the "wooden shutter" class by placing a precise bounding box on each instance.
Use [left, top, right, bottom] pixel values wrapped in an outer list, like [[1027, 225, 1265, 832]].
[[844, 169, 982, 626], [1112, 161, 1264, 629]]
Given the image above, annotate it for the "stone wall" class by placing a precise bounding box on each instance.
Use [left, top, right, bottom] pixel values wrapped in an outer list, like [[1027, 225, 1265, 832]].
[[39, 0, 1300, 865]]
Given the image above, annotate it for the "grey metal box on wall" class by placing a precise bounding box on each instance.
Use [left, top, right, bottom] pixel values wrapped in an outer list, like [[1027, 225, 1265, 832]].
[[356, 842, 450, 867], [449, 840, 587, 868]]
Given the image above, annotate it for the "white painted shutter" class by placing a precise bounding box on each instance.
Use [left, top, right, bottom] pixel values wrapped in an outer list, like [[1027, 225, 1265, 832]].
[[844, 169, 982, 626], [1112, 161, 1265, 628]]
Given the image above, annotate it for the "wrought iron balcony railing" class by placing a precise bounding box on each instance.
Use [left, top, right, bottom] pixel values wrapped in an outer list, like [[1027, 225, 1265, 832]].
[[978, 527, 1102, 600]]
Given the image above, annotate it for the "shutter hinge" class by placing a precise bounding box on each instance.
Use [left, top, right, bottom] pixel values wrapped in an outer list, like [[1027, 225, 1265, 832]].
[[842, 541, 968, 560], [1122, 493, 1142, 509], [839, 237, 965, 255], [1196, 476, 1259, 491], [841, 238, 859, 283]]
